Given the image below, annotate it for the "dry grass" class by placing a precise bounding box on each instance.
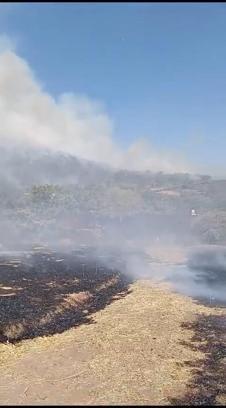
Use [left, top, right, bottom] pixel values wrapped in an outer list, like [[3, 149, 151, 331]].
[[0, 278, 225, 405]]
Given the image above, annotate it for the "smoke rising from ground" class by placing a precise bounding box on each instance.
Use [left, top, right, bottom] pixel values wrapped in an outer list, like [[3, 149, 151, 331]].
[[0, 35, 225, 305]]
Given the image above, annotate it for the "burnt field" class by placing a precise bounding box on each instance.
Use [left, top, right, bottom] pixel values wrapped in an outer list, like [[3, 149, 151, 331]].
[[0, 248, 132, 344], [0, 246, 225, 405], [1, 244, 226, 345]]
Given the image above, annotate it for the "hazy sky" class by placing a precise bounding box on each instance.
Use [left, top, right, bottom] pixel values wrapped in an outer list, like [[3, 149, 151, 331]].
[[1, 3, 226, 175]]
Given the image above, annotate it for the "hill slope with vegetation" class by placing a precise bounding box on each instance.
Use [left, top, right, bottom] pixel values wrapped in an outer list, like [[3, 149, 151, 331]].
[[1, 147, 226, 248]]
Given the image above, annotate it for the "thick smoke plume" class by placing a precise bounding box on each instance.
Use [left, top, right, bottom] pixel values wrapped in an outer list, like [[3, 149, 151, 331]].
[[0, 36, 192, 174]]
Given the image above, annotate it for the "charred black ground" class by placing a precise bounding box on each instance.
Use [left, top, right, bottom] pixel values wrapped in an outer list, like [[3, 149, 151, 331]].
[[0, 248, 132, 343], [0, 244, 226, 346]]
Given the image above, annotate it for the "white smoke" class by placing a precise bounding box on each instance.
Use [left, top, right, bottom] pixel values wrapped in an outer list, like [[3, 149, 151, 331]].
[[0, 35, 193, 173]]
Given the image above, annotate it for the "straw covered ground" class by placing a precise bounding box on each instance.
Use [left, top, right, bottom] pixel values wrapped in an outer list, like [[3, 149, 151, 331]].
[[0, 251, 225, 405]]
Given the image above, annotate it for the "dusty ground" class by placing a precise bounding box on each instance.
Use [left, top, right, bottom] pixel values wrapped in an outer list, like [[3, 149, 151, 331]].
[[0, 275, 225, 405]]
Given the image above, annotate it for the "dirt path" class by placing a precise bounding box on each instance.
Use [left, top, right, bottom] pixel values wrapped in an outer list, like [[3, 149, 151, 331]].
[[0, 280, 225, 405]]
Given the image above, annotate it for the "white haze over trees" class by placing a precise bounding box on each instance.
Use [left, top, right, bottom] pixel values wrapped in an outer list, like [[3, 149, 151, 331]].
[[0, 34, 192, 174], [0, 34, 225, 304]]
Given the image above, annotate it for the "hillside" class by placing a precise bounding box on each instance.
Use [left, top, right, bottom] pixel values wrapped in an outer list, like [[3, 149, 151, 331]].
[[1, 147, 226, 249]]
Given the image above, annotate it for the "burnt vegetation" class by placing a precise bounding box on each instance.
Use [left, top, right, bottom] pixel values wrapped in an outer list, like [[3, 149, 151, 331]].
[[169, 314, 226, 406], [0, 251, 132, 343]]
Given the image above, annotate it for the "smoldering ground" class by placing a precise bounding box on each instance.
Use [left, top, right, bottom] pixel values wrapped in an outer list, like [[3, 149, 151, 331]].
[[0, 169, 226, 345], [0, 43, 225, 342], [0, 159, 225, 310], [0, 203, 225, 307]]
